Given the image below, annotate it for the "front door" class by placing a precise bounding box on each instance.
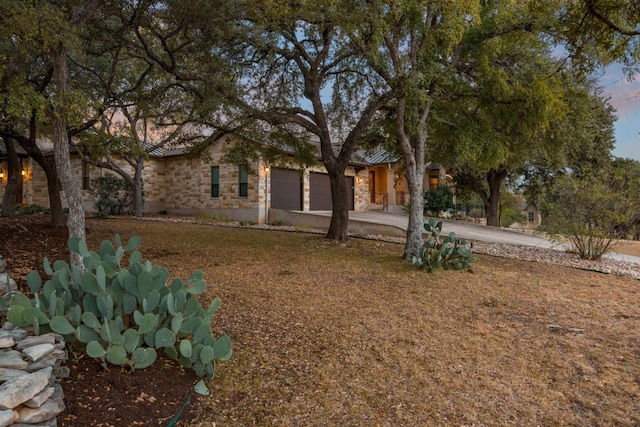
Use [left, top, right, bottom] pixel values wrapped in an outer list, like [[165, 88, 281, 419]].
[[369, 170, 375, 203]]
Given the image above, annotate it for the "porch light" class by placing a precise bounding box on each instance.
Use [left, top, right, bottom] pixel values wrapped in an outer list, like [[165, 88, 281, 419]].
[[21, 169, 26, 176], [0, 172, 3, 178]]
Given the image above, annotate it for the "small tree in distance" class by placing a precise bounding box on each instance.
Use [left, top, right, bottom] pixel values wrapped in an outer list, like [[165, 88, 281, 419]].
[[542, 174, 626, 260], [499, 189, 527, 228]]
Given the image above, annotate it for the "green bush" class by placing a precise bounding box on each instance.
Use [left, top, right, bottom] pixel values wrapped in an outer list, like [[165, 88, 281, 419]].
[[424, 185, 454, 217], [412, 218, 475, 273], [16, 204, 49, 215], [542, 175, 624, 260], [91, 175, 133, 216], [7, 235, 231, 379]]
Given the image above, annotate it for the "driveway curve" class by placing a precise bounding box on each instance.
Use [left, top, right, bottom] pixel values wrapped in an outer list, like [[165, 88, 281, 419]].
[[346, 211, 558, 248], [341, 211, 640, 264]]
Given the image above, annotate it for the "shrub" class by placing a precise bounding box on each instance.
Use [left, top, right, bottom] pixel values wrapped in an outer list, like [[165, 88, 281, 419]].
[[499, 190, 527, 228], [412, 218, 475, 272], [500, 207, 526, 228], [16, 204, 48, 215], [468, 208, 484, 219], [542, 175, 625, 260], [7, 235, 231, 379], [91, 175, 133, 216], [424, 185, 454, 217]]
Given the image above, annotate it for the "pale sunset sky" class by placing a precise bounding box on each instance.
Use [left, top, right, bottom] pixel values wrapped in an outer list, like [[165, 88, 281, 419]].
[[600, 64, 640, 160]]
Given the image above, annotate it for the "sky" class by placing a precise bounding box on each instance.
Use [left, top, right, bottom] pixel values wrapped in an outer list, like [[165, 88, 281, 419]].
[[599, 64, 640, 160]]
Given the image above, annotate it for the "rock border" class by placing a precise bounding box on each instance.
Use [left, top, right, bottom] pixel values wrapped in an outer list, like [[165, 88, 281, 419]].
[[0, 258, 68, 427]]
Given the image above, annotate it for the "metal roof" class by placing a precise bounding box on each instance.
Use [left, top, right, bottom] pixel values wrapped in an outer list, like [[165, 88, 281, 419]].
[[0, 139, 29, 158], [356, 146, 400, 165]]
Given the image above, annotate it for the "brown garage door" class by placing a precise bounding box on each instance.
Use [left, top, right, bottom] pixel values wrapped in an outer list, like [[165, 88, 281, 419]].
[[271, 168, 302, 210], [310, 172, 354, 211]]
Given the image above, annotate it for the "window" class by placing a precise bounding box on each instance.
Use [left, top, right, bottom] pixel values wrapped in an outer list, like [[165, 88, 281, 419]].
[[211, 166, 219, 197], [429, 176, 439, 191], [528, 211, 535, 223], [82, 162, 91, 190], [239, 165, 248, 197]]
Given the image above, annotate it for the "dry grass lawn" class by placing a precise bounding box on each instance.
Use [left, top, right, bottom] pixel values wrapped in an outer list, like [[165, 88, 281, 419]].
[[72, 218, 640, 427]]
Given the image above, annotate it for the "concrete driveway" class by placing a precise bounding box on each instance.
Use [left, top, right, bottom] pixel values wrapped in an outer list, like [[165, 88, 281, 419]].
[[349, 211, 560, 248], [301, 210, 558, 247], [295, 210, 640, 264]]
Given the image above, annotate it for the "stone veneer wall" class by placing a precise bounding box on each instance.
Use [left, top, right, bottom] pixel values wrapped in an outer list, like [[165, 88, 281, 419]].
[[3, 154, 167, 213], [0, 257, 68, 427], [29, 161, 48, 208], [163, 135, 266, 222], [0, 135, 371, 221], [353, 168, 369, 212], [141, 158, 166, 212]]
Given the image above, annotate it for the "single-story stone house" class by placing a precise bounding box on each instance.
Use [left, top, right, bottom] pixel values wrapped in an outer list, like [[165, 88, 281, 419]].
[[0, 135, 451, 223]]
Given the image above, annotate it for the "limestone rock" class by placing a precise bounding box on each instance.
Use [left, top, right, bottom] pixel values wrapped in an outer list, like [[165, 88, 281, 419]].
[[52, 366, 70, 379], [0, 328, 29, 342], [0, 409, 19, 427], [12, 419, 58, 427], [22, 343, 55, 362], [0, 338, 14, 349], [0, 367, 30, 382], [16, 335, 56, 350], [17, 384, 65, 424], [27, 349, 67, 372], [1, 322, 15, 330], [24, 386, 55, 409], [0, 349, 28, 370], [0, 273, 16, 294], [0, 366, 51, 410]]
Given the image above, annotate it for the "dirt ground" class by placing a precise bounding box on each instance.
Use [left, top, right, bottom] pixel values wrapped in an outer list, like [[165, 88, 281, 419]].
[[1, 214, 639, 426], [0, 215, 198, 426]]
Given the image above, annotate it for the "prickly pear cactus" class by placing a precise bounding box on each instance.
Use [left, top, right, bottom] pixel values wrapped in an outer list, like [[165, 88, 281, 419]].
[[412, 218, 476, 273], [7, 235, 231, 379]]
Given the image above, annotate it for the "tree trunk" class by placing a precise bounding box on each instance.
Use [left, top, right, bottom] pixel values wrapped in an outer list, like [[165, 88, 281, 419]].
[[132, 158, 145, 217], [404, 164, 425, 260], [52, 42, 86, 269], [43, 158, 65, 227], [18, 112, 65, 227], [458, 169, 506, 228], [325, 166, 350, 242], [398, 91, 428, 260], [1, 138, 21, 217], [484, 170, 506, 227]]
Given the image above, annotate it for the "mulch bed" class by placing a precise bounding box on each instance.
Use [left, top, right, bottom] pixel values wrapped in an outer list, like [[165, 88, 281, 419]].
[[0, 214, 199, 427]]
